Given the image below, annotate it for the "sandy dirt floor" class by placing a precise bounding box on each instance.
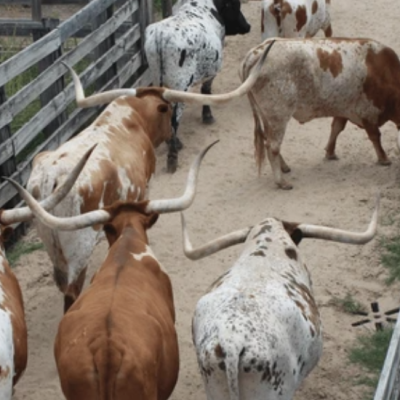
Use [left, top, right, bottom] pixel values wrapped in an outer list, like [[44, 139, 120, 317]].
[[5, 0, 400, 399]]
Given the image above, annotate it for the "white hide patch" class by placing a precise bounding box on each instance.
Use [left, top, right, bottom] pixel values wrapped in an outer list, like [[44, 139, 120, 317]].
[[131, 245, 167, 272], [117, 167, 136, 200], [0, 310, 14, 400]]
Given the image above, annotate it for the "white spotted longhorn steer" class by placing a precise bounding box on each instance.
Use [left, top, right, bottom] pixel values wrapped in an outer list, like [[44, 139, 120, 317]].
[[261, 0, 332, 41], [8, 142, 217, 400], [240, 38, 400, 189], [28, 56, 266, 313], [179, 196, 379, 400], [145, 0, 252, 173], [0, 148, 94, 399]]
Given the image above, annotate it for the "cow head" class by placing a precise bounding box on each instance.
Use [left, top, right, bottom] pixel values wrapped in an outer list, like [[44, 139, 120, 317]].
[[214, 0, 250, 35], [179, 194, 380, 260], [133, 90, 173, 147]]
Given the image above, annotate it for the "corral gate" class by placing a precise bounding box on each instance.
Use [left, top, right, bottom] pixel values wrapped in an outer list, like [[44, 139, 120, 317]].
[[0, 0, 153, 238]]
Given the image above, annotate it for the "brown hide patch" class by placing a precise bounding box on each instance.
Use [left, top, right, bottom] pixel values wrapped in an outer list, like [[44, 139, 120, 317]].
[[363, 47, 400, 124], [0, 366, 10, 379], [317, 48, 343, 77], [281, 1, 293, 19], [285, 248, 298, 260], [269, 2, 281, 27], [295, 6, 307, 31], [312, 0, 318, 14], [79, 159, 123, 231], [214, 344, 226, 358], [0, 258, 27, 385]]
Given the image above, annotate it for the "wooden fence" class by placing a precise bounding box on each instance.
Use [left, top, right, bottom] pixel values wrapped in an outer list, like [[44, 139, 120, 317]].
[[374, 317, 400, 400], [0, 0, 153, 239]]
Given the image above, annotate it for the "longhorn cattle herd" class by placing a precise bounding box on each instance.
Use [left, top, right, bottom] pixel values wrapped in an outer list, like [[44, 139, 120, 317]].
[[0, 0, 398, 399]]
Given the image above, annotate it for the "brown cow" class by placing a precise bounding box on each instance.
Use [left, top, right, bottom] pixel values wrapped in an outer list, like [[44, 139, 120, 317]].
[[240, 38, 400, 189], [28, 49, 270, 313], [8, 142, 217, 400]]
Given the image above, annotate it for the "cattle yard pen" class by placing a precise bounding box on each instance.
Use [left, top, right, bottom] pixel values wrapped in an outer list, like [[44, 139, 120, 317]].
[[0, 0, 152, 236]]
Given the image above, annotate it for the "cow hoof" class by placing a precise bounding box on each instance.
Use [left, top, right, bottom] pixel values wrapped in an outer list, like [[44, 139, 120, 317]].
[[378, 159, 391, 166], [325, 153, 339, 160], [167, 159, 178, 173], [202, 115, 215, 125], [281, 165, 291, 173], [278, 182, 293, 190]]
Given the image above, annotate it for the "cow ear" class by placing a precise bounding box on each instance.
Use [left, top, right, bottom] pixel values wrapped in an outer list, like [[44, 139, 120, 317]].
[[1, 226, 13, 243], [104, 223, 118, 245], [146, 213, 159, 229], [290, 229, 303, 246], [157, 104, 169, 113], [282, 221, 303, 245]]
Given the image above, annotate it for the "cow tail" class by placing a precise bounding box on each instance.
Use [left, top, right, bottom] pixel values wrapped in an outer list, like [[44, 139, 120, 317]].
[[157, 30, 164, 87], [93, 339, 123, 400], [223, 345, 241, 400], [240, 58, 266, 174]]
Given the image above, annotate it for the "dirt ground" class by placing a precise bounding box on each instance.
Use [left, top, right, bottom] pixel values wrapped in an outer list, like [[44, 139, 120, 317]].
[[5, 0, 400, 399]]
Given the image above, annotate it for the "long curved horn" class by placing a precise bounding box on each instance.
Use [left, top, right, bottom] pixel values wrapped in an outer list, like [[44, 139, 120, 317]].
[[0, 145, 97, 226], [180, 212, 251, 260], [145, 140, 219, 213], [63, 40, 275, 109], [6, 140, 219, 230], [62, 62, 137, 108], [297, 193, 380, 244], [162, 40, 276, 105], [3, 178, 111, 231]]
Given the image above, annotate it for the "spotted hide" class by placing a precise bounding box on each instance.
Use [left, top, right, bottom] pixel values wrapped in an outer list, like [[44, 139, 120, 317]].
[[145, 0, 250, 173], [27, 92, 172, 311], [240, 37, 400, 189], [181, 199, 378, 400], [193, 219, 321, 400], [261, 0, 332, 41], [0, 227, 27, 399]]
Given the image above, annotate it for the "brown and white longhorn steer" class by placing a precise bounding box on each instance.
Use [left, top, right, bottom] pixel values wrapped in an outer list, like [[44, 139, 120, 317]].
[[0, 148, 94, 399], [261, 0, 332, 41], [28, 50, 269, 313], [240, 38, 400, 189], [179, 195, 379, 400], [9, 142, 217, 400]]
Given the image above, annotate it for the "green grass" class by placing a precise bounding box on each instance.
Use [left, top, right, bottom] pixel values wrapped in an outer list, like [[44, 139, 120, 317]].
[[380, 234, 400, 284], [6, 242, 45, 267], [349, 327, 394, 399], [330, 293, 367, 315]]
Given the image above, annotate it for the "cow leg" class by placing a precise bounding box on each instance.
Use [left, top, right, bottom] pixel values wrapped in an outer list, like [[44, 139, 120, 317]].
[[64, 267, 88, 313], [325, 117, 347, 160], [266, 127, 292, 190], [363, 123, 391, 165], [280, 154, 291, 173], [201, 79, 215, 125], [167, 103, 184, 173]]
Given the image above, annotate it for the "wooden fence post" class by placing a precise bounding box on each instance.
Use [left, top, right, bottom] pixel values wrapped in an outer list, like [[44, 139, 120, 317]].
[[32, 19, 67, 139], [31, 0, 42, 21], [161, 0, 172, 18], [0, 87, 26, 243], [94, 5, 118, 90]]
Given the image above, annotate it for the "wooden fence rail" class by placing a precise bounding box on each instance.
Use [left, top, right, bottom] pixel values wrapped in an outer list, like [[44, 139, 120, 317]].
[[0, 0, 152, 238]]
